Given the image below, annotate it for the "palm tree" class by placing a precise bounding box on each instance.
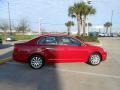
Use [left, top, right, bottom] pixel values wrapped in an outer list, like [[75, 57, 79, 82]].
[[65, 21, 74, 35], [68, 2, 84, 35], [104, 22, 112, 34], [0, 21, 9, 40], [82, 5, 96, 36], [68, 2, 96, 36]]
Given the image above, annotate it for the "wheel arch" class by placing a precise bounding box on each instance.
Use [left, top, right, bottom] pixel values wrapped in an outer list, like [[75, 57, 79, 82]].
[[28, 53, 45, 62], [86, 51, 102, 65], [87, 51, 102, 62]]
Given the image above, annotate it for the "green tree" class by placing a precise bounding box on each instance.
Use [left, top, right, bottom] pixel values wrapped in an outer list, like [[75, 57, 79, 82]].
[[0, 21, 9, 40], [16, 19, 30, 35], [68, 2, 84, 35], [82, 5, 96, 36], [104, 22, 112, 34], [65, 21, 74, 35]]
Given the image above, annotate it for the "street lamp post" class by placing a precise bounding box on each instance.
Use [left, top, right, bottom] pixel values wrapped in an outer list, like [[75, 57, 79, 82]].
[[39, 18, 42, 35], [86, 0, 92, 36], [87, 0, 92, 4], [110, 10, 114, 35], [8, 2, 12, 35]]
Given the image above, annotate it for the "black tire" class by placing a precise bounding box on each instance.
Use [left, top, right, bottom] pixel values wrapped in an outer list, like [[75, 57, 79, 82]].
[[88, 53, 101, 66], [29, 55, 45, 69]]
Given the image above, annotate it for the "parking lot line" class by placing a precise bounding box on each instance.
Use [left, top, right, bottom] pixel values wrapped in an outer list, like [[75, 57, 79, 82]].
[[6, 62, 120, 79], [47, 67, 120, 79]]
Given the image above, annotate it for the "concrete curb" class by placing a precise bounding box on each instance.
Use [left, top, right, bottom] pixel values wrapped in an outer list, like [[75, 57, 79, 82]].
[[96, 44, 103, 46], [95, 42, 103, 47], [86, 42, 102, 47], [97, 39, 103, 47], [0, 57, 12, 64]]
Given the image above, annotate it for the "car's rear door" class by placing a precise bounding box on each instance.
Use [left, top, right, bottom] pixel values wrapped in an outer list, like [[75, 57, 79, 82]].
[[38, 36, 64, 62]]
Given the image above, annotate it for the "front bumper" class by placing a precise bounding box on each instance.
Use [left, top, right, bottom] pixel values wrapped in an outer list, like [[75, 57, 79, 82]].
[[102, 51, 107, 60]]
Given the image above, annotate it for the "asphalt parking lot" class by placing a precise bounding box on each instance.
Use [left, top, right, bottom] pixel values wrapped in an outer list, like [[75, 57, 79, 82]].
[[0, 37, 120, 90]]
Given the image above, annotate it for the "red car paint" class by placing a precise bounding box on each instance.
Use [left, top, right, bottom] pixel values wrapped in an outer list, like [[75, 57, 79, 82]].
[[13, 35, 107, 64]]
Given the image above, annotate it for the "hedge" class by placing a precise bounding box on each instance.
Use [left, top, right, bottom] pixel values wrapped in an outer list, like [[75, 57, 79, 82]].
[[75, 35, 99, 43]]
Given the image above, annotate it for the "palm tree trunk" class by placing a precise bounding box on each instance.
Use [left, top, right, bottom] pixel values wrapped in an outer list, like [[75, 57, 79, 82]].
[[83, 16, 86, 36], [4, 31, 7, 41], [110, 26, 112, 36], [80, 16, 82, 31], [77, 15, 81, 35], [106, 27, 108, 34], [88, 26, 90, 35], [67, 26, 71, 36]]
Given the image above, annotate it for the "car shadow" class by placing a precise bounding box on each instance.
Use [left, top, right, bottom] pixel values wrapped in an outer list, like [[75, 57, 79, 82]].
[[0, 62, 61, 90], [0, 43, 66, 90]]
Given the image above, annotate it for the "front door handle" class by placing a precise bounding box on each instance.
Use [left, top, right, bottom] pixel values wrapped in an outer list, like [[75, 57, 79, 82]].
[[46, 48, 55, 50]]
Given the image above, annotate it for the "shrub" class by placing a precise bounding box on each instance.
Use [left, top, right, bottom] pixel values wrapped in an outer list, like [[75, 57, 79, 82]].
[[75, 35, 99, 42], [0, 35, 2, 43], [118, 33, 120, 37], [0, 35, 2, 39]]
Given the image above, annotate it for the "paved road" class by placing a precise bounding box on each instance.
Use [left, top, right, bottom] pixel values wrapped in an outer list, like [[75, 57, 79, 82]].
[[0, 37, 120, 90]]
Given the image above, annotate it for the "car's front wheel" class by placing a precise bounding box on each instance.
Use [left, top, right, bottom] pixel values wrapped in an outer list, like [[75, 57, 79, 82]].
[[88, 53, 101, 66], [29, 55, 45, 69]]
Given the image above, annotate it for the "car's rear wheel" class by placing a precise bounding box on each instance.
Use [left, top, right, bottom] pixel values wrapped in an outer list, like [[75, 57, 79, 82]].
[[88, 53, 101, 66], [29, 55, 44, 69]]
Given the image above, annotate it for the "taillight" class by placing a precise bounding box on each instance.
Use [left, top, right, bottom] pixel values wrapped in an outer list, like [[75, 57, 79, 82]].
[[14, 44, 19, 53]]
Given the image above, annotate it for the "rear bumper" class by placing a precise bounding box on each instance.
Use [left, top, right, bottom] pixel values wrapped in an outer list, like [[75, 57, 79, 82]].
[[12, 52, 28, 63]]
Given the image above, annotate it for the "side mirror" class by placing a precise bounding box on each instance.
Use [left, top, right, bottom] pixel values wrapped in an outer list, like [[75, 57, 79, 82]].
[[81, 42, 86, 46]]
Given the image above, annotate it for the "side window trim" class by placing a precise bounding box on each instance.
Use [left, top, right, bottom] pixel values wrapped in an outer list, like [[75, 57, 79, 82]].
[[38, 36, 58, 45], [37, 37, 45, 45], [70, 38, 81, 46], [59, 36, 80, 46]]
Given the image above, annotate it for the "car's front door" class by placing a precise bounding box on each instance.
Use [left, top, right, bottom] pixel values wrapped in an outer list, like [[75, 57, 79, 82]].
[[57, 36, 89, 62]]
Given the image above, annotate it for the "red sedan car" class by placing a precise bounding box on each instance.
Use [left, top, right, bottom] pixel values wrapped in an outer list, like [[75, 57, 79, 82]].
[[13, 35, 107, 69]]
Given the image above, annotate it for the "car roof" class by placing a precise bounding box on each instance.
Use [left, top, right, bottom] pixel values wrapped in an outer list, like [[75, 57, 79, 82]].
[[38, 34, 81, 42], [40, 34, 68, 37]]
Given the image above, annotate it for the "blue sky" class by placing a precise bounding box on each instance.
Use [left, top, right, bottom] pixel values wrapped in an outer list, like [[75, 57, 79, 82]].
[[0, 0, 120, 32]]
